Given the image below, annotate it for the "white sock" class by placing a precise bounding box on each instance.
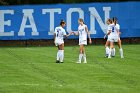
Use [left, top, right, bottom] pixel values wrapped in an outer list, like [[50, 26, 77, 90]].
[[60, 50, 64, 62], [57, 50, 60, 60], [62, 50, 64, 62], [111, 48, 115, 56], [108, 48, 112, 58], [83, 53, 87, 63], [79, 54, 83, 62], [119, 48, 124, 58], [105, 47, 109, 56]]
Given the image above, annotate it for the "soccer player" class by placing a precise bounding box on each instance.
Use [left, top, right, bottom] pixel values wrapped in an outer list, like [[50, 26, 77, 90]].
[[54, 20, 73, 63], [104, 19, 115, 57], [73, 18, 92, 63], [112, 17, 124, 58], [106, 18, 124, 58]]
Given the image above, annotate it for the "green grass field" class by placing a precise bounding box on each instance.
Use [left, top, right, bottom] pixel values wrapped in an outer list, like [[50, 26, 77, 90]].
[[0, 45, 140, 93]]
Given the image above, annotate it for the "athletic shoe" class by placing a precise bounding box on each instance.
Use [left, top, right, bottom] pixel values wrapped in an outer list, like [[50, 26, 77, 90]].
[[56, 60, 60, 63], [83, 62, 87, 64], [76, 61, 81, 64], [108, 56, 111, 58], [105, 54, 108, 57]]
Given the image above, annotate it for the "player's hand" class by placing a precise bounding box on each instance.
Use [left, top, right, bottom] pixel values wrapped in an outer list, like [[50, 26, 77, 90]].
[[73, 32, 77, 35], [69, 31, 73, 35], [119, 32, 121, 35], [66, 35, 69, 38], [66, 32, 74, 38], [89, 39, 92, 44], [104, 35, 106, 39]]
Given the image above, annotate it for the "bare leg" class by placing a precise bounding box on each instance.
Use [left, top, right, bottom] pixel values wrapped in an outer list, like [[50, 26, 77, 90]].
[[111, 43, 115, 57], [118, 39, 124, 58], [77, 44, 84, 63], [59, 43, 64, 62], [82, 46, 87, 63], [108, 42, 114, 58], [105, 41, 110, 57]]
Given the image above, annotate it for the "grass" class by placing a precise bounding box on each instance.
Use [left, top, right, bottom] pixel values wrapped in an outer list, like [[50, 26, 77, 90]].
[[0, 45, 140, 93]]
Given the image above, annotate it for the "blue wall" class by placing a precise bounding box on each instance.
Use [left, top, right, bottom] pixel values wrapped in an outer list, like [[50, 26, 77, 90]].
[[0, 2, 140, 40]]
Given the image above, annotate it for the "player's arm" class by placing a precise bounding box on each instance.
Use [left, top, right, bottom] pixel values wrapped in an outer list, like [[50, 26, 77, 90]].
[[118, 31, 121, 38], [65, 31, 73, 38], [116, 28, 120, 36], [116, 24, 121, 37], [54, 28, 57, 43], [117, 25, 121, 37], [104, 30, 111, 39], [73, 31, 79, 36], [104, 25, 112, 39], [85, 25, 92, 44], [54, 33, 56, 43]]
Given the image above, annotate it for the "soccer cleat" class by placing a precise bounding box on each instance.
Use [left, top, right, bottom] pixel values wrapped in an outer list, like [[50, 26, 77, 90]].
[[121, 56, 124, 58], [76, 61, 81, 64], [56, 60, 60, 63], [83, 62, 87, 64], [105, 54, 108, 57], [105, 56, 108, 58], [60, 61, 64, 63], [108, 56, 111, 58]]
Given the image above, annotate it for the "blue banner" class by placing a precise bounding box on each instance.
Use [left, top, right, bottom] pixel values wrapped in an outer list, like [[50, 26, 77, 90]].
[[0, 2, 140, 40]]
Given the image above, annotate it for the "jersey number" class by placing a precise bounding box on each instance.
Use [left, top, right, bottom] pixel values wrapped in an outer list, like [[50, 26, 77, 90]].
[[79, 29, 84, 35], [80, 31, 82, 35], [57, 29, 60, 37], [112, 27, 115, 32]]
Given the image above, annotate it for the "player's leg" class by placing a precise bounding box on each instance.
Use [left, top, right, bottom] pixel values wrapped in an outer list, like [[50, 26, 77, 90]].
[[83, 46, 87, 63], [108, 41, 114, 58], [56, 45, 61, 63], [59, 43, 64, 63], [111, 43, 116, 57], [118, 39, 124, 58], [77, 44, 84, 63], [105, 41, 110, 57]]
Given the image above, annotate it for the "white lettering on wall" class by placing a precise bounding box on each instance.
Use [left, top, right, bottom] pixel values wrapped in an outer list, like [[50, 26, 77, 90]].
[[89, 7, 111, 34], [0, 6, 111, 38], [66, 8, 84, 32], [42, 8, 61, 35], [18, 9, 38, 36], [0, 10, 14, 36]]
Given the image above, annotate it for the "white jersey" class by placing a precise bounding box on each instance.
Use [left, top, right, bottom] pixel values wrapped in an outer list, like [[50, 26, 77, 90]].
[[107, 23, 119, 42], [107, 24, 112, 39], [115, 23, 120, 38], [78, 24, 88, 45], [108, 23, 119, 37], [115, 24, 120, 30], [54, 26, 66, 41], [78, 24, 87, 41]]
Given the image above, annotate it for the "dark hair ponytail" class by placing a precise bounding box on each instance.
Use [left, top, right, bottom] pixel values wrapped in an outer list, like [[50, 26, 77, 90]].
[[112, 17, 118, 25], [60, 19, 66, 26], [107, 18, 112, 24], [78, 18, 85, 24]]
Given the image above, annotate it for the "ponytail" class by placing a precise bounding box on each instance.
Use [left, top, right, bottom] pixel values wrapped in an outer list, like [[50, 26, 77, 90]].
[[107, 18, 112, 24], [60, 19, 66, 26], [112, 17, 118, 25], [78, 18, 85, 24]]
